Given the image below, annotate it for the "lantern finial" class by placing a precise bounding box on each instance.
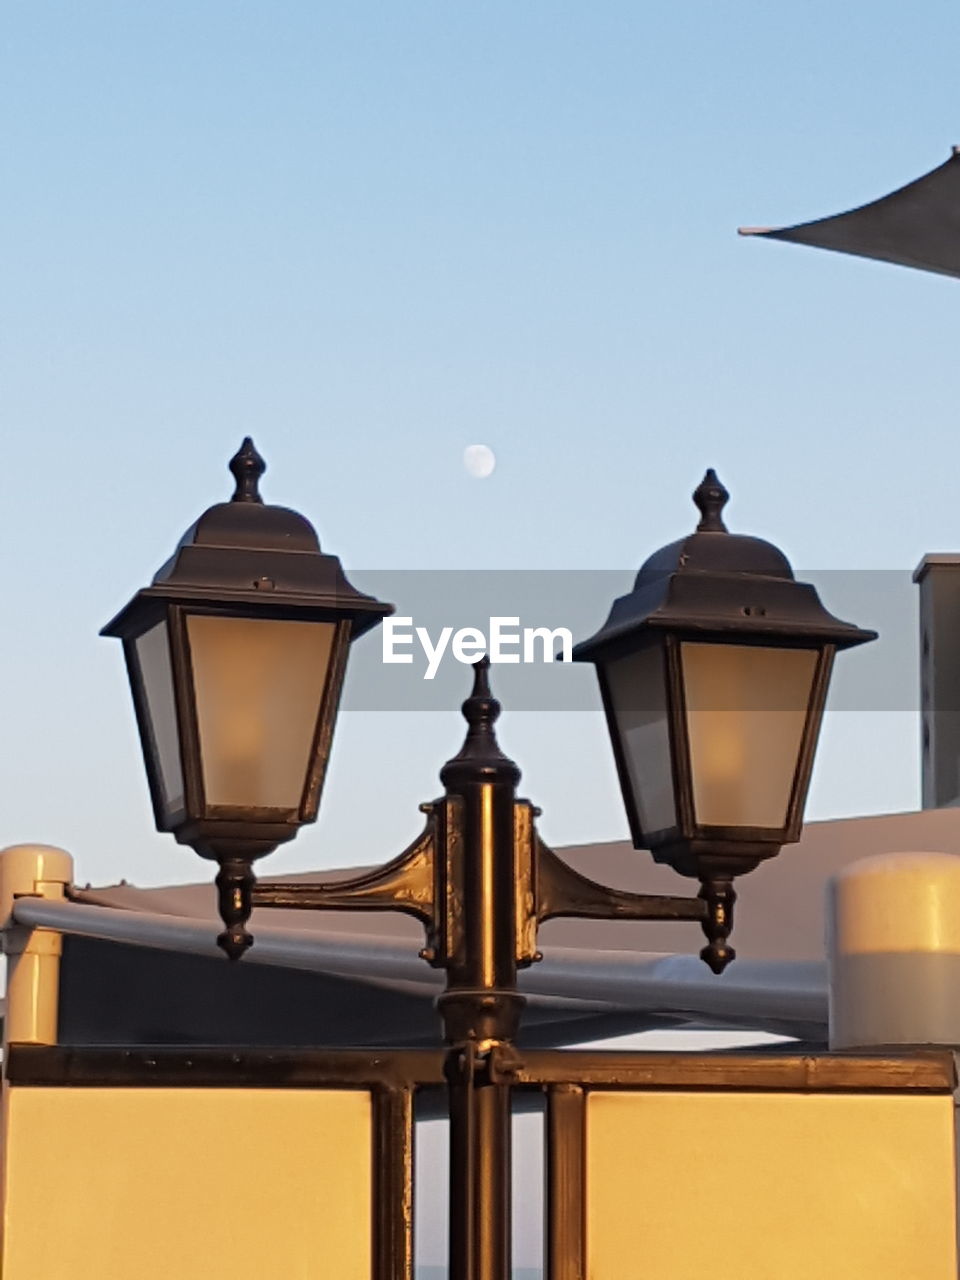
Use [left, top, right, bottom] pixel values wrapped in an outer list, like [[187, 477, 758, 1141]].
[[229, 437, 266, 504], [441, 656, 521, 786], [462, 654, 499, 741], [470, 652, 492, 698], [693, 468, 729, 532]]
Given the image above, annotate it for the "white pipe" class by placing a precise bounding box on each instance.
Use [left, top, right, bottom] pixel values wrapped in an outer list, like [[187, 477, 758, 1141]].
[[12, 896, 826, 1036], [828, 850, 960, 1049]]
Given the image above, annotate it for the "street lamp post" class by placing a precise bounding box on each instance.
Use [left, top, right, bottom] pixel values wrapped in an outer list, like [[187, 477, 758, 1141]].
[[103, 446, 875, 1280]]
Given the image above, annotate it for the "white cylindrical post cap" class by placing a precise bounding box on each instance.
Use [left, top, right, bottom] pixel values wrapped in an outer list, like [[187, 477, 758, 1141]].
[[0, 844, 74, 927], [829, 851, 960, 1049]]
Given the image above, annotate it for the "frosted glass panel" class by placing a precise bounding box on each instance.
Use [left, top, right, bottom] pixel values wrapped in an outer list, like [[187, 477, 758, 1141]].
[[586, 1090, 957, 1280], [681, 643, 817, 828], [187, 615, 335, 811], [3, 1087, 371, 1280], [134, 622, 185, 819], [606, 646, 675, 834]]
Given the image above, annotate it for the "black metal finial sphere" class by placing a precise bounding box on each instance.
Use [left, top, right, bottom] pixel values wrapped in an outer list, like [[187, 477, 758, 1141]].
[[459, 654, 502, 742], [441, 656, 520, 787], [229, 437, 266, 504], [693, 468, 729, 533], [465, 653, 495, 713]]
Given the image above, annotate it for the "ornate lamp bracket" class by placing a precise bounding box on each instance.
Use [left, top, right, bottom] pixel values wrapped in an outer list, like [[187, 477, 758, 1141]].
[[247, 659, 733, 978], [249, 818, 437, 937]]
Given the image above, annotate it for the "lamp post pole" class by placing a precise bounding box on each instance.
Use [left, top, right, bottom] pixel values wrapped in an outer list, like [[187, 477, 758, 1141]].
[[435, 663, 523, 1280]]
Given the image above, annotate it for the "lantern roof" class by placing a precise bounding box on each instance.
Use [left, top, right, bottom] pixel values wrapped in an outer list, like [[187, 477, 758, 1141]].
[[573, 470, 876, 661], [102, 438, 393, 639]]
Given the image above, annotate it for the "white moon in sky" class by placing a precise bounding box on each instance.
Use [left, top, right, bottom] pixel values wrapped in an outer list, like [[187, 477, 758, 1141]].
[[463, 444, 496, 479]]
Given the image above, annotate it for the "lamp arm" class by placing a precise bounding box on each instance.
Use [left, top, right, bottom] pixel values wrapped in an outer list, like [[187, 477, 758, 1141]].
[[535, 839, 707, 924], [250, 821, 435, 927]]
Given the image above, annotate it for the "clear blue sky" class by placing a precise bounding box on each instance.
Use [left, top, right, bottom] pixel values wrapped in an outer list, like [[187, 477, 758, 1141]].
[[3, 1, 958, 888]]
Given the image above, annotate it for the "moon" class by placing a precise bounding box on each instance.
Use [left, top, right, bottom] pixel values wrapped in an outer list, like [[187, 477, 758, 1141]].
[[463, 444, 496, 479]]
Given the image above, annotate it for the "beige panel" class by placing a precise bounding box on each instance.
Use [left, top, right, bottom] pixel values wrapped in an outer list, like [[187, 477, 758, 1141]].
[[587, 1091, 957, 1280], [2, 1087, 371, 1280]]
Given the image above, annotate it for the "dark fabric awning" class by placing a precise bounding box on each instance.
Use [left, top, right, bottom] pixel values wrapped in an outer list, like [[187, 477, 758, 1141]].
[[740, 148, 960, 279]]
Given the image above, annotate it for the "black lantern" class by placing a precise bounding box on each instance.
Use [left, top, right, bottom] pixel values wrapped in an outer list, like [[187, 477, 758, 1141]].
[[574, 470, 876, 890], [102, 439, 392, 954]]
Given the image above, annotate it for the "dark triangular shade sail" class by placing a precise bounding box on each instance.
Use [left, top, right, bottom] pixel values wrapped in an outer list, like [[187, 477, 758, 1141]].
[[740, 149, 960, 279]]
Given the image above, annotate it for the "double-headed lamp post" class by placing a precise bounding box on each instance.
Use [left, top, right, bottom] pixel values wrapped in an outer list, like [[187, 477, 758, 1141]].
[[103, 445, 874, 1280]]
